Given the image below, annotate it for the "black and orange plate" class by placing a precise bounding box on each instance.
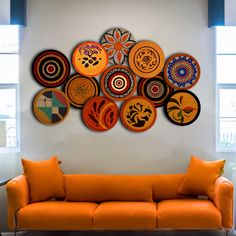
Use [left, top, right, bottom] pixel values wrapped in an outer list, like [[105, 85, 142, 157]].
[[164, 53, 200, 90], [72, 41, 108, 77], [128, 41, 165, 78], [33, 88, 70, 125], [65, 74, 100, 108], [138, 75, 174, 107], [82, 96, 119, 131], [32, 50, 70, 87], [164, 90, 201, 126], [121, 96, 157, 132], [100, 65, 137, 101]]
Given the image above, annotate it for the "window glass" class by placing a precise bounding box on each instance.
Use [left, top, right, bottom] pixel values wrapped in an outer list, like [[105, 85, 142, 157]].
[[0, 25, 19, 53], [216, 26, 236, 54], [0, 55, 18, 83], [0, 88, 17, 148], [216, 55, 236, 84]]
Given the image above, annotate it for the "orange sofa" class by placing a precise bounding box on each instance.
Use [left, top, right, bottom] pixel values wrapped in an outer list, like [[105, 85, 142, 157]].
[[7, 173, 233, 234]]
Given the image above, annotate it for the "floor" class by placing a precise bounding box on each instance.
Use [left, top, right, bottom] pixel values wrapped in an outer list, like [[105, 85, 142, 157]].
[[20, 230, 231, 236]]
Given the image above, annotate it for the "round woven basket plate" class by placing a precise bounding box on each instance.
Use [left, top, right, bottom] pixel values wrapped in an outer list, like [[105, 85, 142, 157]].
[[101, 27, 136, 65], [33, 88, 70, 125], [128, 40, 165, 78], [164, 53, 200, 90], [101, 65, 137, 101], [138, 75, 174, 107], [32, 50, 70, 87], [65, 74, 100, 109], [82, 96, 119, 131], [121, 96, 157, 132], [164, 90, 201, 126], [72, 41, 108, 77]]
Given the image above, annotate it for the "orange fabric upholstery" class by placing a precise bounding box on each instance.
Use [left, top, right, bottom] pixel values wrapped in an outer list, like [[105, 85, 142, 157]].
[[150, 174, 194, 200], [178, 156, 225, 199], [213, 176, 234, 229], [93, 202, 157, 229], [157, 199, 222, 229], [7, 173, 233, 231], [22, 156, 65, 202], [17, 201, 97, 230], [7, 175, 30, 230], [65, 174, 152, 202]]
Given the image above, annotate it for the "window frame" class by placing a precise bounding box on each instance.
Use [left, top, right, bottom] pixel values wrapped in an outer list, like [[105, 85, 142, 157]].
[[0, 26, 20, 153], [216, 26, 236, 152]]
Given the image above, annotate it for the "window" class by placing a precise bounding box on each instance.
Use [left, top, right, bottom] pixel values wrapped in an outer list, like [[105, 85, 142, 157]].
[[216, 27, 236, 151], [0, 25, 19, 152]]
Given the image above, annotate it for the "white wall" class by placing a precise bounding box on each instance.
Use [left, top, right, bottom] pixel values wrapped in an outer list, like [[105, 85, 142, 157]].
[[0, 0, 10, 24], [225, 0, 236, 25], [1, 0, 236, 232]]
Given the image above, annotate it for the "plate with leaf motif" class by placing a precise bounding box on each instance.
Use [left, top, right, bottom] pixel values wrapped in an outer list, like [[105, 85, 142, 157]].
[[164, 90, 200, 126]]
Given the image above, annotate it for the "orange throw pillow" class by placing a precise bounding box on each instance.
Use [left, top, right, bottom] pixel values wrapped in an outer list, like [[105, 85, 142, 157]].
[[22, 156, 65, 202], [178, 156, 225, 199]]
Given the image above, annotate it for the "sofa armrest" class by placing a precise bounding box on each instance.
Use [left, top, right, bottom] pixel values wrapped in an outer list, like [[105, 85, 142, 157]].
[[6, 175, 30, 230], [213, 176, 234, 229]]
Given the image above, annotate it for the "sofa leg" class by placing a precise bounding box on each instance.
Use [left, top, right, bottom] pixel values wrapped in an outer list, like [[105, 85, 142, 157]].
[[226, 230, 230, 236]]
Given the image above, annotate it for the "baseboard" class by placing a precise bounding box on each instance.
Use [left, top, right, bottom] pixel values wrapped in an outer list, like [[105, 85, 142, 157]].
[[1, 232, 25, 236]]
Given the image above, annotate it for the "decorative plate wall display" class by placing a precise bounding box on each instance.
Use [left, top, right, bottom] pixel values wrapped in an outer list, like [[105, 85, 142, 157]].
[[164, 90, 201, 126], [138, 74, 174, 107], [121, 96, 157, 132], [33, 88, 70, 125], [100, 65, 137, 101], [32, 50, 70, 87], [101, 27, 136, 65], [82, 96, 119, 131], [72, 41, 108, 77], [65, 74, 100, 108], [128, 40, 165, 79], [164, 53, 200, 90]]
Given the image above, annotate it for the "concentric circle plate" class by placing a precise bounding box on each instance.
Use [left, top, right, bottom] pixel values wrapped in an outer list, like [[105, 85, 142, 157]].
[[32, 50, 70, 87], [101, 65, 137, 101]]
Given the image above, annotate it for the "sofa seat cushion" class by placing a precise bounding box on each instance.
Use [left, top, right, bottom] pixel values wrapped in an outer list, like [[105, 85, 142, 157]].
[[17, 201, 98, 230], [93, 201, 157, 229], [157, 199, 221, 229]]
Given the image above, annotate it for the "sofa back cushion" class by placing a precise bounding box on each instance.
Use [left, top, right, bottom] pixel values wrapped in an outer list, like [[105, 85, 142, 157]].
[[150, 174, 193, 201], [65, 174, 152, 202]]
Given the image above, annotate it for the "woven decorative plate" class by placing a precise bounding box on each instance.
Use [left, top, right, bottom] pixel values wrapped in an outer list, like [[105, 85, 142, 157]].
[[101, 27, 136, 65], [82, 96, 119, 131], [101, 65, 137, 101], [164, 53, 200, 90], [72, 41, 108, 77], [164, 90, 201, 126], [138, 75, 174, 107], [32, 50, 70, 87], [128, 41, 165, 78], [65, 74, 100, 109], [33, 88, 70, 125], [121, 96, 157, 132]]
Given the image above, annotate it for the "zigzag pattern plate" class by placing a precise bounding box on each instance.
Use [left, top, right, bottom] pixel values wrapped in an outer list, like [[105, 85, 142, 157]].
[[33, 88, 70, 125]]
